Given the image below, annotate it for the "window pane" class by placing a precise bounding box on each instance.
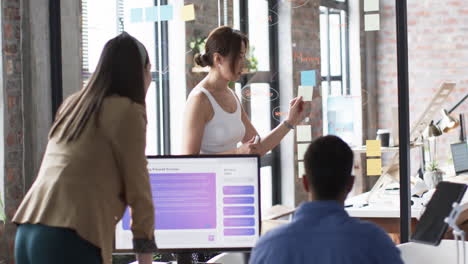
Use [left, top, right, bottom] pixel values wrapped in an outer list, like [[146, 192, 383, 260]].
[[331, 80, 342, 96], [249, 83, 272, 138], [84, 0, 119, 77], [248, 0, 270, 71], [340, 10, 348, 94], [320, 7, 329, 77], [329, 12, 342, 76], [168, 0, 189, 154], [260, 166, 273, 214], [146, 82, 158, 155]]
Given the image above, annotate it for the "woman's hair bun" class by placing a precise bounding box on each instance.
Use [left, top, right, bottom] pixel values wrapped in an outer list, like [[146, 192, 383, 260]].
[[194, 53, 210, 67]]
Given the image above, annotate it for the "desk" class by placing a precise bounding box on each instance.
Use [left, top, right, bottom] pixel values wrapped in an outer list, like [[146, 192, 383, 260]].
[[345, 192, 421, 244], [398, 240, 468, 264], [345, 173, 468, 244]]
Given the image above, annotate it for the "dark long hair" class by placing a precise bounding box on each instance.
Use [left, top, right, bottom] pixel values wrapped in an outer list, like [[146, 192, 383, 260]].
[[49, 32, 149, 142], [194, 26, 248, 73]]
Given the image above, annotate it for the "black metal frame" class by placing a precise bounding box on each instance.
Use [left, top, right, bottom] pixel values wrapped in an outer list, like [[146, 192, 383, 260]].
[[154, 0, 171, 155], [395, 0, 411, 243], [267, 0, 282, 205], [319, 0, 350, 96], [50, 0, 63, 118]]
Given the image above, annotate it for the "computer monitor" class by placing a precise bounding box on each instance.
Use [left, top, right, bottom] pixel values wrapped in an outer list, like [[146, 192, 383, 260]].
[[451, 142, 468, 175], [115, 155, 261, 259]]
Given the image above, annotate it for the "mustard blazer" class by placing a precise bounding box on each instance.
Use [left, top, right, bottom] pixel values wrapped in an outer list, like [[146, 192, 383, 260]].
[[13, 95, 156, 264]]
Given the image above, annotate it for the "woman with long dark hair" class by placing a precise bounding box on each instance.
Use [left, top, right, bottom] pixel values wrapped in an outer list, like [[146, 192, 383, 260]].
[[13, 32, 156, 264]]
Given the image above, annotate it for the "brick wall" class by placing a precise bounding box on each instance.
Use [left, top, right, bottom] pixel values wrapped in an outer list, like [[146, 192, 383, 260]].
[[0, 0, 24, 263], [377, 0, 468, 172]]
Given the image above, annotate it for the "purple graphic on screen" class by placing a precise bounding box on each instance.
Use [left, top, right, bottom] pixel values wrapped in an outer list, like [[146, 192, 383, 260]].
[[122, 173, 216, 230], [223, 186, 254, 195], [224, 217, 255, 227], [223, 206, 255, 216], [223, 197, 254, 204], [224, 228, 255, 236], [122, 208, 131, 230]]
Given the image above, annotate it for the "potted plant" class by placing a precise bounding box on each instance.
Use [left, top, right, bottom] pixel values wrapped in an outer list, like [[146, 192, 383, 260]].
[[189, 36, 259, 73], [423, 161, 444, 189], [245, 47, 258, 72], [189, 36, 206, 56]]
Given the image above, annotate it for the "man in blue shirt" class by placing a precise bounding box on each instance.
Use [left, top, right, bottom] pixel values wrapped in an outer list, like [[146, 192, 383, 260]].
[[250, 135, 404, 264]]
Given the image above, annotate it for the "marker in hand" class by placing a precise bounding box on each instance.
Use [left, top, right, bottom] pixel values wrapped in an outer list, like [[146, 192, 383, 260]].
[[254, 135, 260, 144]]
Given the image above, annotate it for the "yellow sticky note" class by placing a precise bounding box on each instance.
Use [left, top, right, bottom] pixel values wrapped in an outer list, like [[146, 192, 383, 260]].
[[365, 14, 380, 31], [181, 4, 195, 22], [366, 140, 381, 157], [296, 125, 312, 142], [367, 158, 382, 176], [298, 162, 305, 178], [297, 144, 309, 161], [298, 86, 313, 101]]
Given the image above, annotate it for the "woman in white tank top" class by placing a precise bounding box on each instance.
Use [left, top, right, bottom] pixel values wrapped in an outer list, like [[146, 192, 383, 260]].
[[182, 26, 305, 156]]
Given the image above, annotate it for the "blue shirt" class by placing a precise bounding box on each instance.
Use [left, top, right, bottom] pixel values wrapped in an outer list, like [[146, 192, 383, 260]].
[[250, 201, 404, 264]]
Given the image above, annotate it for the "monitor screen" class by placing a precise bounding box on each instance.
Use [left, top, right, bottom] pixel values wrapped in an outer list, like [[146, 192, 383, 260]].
[[115, 155, 261, 252], [451, 142, 468, 175]]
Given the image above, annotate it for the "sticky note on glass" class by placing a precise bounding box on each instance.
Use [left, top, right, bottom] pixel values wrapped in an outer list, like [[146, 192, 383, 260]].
[[297, 125, 312, 142], [130, 8, 143, 23], [298, 162, 305, 178], [300, 70, 316, 86], [297, 143, 309, 160], [145, 5, 173, 22], [365, 14, 380, 31], [364, 0, 379, 12], [366, 140, 381, 157], [159, 5, 173, 21], [181, 4, 195, 21], [145, 7, 157, 22], [298, 86, 313, 101], [367, 158, 382, 176]]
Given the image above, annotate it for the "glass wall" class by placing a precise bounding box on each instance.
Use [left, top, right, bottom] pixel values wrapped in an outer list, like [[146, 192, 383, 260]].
[[76, 0, 468, 246], [81, 0, 280, 211]]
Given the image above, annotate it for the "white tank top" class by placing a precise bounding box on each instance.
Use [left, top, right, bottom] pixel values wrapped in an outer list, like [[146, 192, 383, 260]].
[[197, 87, 246, 154]]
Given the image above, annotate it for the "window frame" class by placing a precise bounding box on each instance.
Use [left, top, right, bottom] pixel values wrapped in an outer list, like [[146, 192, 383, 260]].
[[320, 0, 350, 96]]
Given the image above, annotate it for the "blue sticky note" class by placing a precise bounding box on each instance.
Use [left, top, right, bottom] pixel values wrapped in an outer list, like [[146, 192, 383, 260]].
[[145, 5, 173, 22], [130, 8, 143, 23], [301, 70, 316, 86], [145, 6, 157, 22], [159, 5, 173, 21]]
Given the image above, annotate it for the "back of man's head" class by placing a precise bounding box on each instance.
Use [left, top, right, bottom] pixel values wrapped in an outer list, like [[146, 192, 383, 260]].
[[304, 135, 354, 200]]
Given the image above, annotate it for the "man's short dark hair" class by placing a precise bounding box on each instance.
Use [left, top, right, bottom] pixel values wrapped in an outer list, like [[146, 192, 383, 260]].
[[304, 135, 354, 200]]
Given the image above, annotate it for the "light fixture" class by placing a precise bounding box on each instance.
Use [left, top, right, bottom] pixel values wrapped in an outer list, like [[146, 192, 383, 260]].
[[424, 120, 442, 139], [440, 109, 460, 133]]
